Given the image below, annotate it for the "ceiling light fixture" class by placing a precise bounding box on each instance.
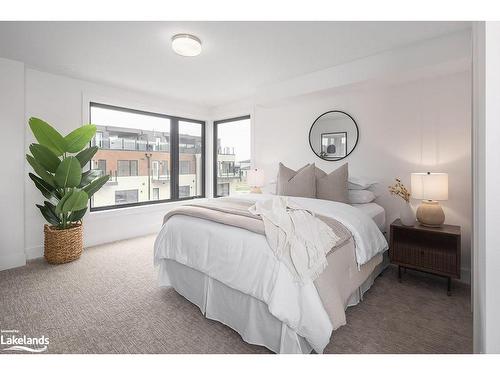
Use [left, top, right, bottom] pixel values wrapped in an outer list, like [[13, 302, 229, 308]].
[[171, 34, 202, 57]]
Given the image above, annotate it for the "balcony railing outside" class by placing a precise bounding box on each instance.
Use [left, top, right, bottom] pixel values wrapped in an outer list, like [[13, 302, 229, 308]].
[[217, 148, 235, 155], [93, 169, 172, 184], [92, 169, 118, 184], [92, 136, 203, 154], [218, 172, 241, 178], [152, 174, 171, 182], [92, 138, 172, 152]]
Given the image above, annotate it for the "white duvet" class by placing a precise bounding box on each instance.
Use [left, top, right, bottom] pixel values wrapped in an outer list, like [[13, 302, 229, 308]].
[[154, 194, 388, 353]]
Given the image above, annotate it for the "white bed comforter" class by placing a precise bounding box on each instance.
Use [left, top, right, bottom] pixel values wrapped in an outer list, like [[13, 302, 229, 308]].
[[154, 194, 388, 353]]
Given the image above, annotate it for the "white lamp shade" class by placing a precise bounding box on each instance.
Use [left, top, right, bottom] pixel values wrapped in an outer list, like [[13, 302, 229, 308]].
[[411, 172, 448, 201], [247, 168, 265, 187]]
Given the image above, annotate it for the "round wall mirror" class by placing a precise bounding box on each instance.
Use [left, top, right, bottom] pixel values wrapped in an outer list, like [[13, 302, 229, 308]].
[[308, 110, 359, 161]]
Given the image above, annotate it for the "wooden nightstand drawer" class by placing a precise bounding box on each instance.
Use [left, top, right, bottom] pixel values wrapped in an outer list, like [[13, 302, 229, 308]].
[[391, 244, 458, 276], [389, 219, 461, 295]]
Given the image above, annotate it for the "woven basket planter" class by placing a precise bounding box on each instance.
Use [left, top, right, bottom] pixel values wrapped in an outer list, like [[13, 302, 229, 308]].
[[43, 223, 83, 264]]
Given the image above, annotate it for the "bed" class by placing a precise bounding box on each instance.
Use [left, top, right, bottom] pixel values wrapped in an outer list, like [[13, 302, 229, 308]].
[[352, 202, 386, 232], [154, 194, 388, 353]]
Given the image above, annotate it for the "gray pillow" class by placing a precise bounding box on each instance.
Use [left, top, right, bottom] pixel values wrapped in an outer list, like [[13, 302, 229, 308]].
[[276, 163, 316, 198], [315, 163, 349, 203]]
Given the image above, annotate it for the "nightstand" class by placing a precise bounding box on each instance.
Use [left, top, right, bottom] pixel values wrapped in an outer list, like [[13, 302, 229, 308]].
[[389, 219, 461, 295]]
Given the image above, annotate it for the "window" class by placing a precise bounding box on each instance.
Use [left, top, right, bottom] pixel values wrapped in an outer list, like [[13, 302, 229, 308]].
[[151, 160, 169, 181], [95, 131, 104, 148], [152, 188, 160, 200], [179, 160, 190, 174], [91, 159, 107, 177], [179, 185, 191, 198], [89, 102, 205, 211], [152, 160, 159, 180], [115, 189, 139, 204], [217, 183, 230, 197], [117, 160, 138, 177], [213, 116, 251, 197]]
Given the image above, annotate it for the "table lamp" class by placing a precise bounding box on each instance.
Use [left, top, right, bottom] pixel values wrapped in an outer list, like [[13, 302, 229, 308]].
[[247, 168, 265, 194], [411, 172, 448, 227]]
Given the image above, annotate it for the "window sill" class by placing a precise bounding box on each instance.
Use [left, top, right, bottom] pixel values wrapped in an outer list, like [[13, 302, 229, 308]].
[[88, 197, 209, 219]]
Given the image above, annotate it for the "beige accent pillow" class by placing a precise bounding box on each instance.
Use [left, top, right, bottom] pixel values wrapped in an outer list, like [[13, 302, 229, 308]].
[[315, 163, 349, 203], [276, 163, 316, 198]]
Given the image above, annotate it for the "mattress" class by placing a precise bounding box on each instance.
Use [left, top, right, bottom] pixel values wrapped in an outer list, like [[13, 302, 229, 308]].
[[352, 202, 386, 231]]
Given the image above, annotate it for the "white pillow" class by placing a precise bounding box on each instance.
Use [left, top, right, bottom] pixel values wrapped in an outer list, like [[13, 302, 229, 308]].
[[348, 176, 378, 190], [348, 189, 376, 204]]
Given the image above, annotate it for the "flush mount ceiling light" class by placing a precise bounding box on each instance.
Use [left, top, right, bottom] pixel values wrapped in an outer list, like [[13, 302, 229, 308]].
[[171, 34, 202, 57]]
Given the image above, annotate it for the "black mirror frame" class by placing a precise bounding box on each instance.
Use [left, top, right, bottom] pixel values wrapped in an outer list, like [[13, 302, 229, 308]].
[[308, 110, 359, 162]]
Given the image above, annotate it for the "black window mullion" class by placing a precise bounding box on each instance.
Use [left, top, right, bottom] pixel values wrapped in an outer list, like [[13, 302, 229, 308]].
[[201, 121, 206, 198], [171, 119, 179, 200], [213, 121, 218, 197]]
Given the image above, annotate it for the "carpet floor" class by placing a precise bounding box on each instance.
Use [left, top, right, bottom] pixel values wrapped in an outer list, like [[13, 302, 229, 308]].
[[0, 235, 472, 354]]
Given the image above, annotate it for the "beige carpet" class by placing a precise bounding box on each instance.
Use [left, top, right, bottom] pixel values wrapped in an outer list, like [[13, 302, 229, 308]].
[[0, 235, 472, 354]]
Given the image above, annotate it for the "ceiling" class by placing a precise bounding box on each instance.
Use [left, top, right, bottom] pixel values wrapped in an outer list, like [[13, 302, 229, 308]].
[[0, 21, 471, 108]]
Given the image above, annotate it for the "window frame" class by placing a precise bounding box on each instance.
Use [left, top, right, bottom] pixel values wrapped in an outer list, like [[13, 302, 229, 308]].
[[89, 102, 206, 212], [213, 115, 251, 198]]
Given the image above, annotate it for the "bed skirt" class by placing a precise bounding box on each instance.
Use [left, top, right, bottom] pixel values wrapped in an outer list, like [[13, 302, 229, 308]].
[[157, 251, 388, 354]]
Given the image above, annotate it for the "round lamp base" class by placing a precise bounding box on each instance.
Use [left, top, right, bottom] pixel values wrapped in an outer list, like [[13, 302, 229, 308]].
[[416, 200, 445, 227]]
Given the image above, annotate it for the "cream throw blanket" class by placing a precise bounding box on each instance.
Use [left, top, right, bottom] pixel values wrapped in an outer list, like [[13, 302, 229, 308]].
[[249, 196, 340, 283]]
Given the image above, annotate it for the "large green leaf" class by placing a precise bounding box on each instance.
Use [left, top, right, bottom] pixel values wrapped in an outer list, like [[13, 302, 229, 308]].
[[29, 143, 61, 173], [64, 124, 96, 153], [55, 189, 73, 215], [44, 200, 58, 214], [62, 190, 89, 213], [36, 204, 60, 226], [29, 117, 66, 156], [69, 207, 87, 222], [26, 154, 55, 186], [55, 156, 82, 188], [76, 146, 98, 167], [82, 175, 110, 198], [79, 169, 102, 187], [29, 173, 60, 200], [43, 201, 61, 224]]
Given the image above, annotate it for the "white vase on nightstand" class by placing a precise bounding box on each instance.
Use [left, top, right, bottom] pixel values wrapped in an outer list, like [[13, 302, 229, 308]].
[[399, 201, 416, 226]]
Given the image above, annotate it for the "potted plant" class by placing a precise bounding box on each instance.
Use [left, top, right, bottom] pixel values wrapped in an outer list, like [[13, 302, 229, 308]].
[[388, 178, 415, 226], [26, 117, 110, 264]]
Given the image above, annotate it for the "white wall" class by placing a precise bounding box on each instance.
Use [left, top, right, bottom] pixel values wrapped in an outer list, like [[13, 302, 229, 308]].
[[254, 30, 470, 107], [250, 72, 472, 281], [472, 21, 486, 354], [473, 21, 500, 354], [0, 58, 25, 270], [483, 20, 500, 354], [24, 68, 211, 259], [210, 32, 473, 282]]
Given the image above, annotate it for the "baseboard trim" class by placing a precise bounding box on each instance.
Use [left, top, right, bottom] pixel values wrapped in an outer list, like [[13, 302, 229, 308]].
[[0, 252, 26, 271], [25, 245, 43, 260], [21, 242, 472, 285], [460, 267, 471, 285]]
